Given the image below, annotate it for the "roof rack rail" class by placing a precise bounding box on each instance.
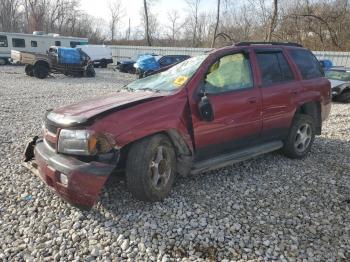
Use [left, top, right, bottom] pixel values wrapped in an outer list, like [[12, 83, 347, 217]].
[[235, 42, 303, 47]]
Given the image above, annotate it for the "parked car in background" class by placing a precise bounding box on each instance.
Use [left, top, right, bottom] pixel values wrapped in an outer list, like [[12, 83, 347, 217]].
[[134, 54, 191, 78], [319, 59, 333, 71], [325, 67, 350, 102], [0, 31, 88, 65], [116, 53, 157, 73], [12, 46, 95, 79], [23, 42, 331, 208], [76, 45, 113, 68]]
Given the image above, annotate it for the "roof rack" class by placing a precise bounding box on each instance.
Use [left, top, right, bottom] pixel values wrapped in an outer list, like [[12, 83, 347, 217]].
[[235, 42, 303, 47]]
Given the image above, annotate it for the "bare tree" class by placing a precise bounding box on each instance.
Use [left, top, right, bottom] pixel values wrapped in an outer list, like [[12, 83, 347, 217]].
[[211, 0, 221, 47], [143, 0, 152, 46], [166, 10, 182, 44], [185, 0, 202, 47], [267, 0, 278, 41], [108, 0, 124, 42]]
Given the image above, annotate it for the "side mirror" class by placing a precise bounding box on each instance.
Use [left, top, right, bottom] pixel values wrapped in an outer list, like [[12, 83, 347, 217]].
[[198, 94, 214, 122]]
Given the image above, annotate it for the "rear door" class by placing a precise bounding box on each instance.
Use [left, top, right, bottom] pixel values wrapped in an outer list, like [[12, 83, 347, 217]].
[[191, 51, 262, 161], [254, 49, 301, 140]]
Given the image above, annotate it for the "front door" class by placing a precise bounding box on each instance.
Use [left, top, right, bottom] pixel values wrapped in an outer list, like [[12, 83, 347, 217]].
[[190, 52, 262, 161]]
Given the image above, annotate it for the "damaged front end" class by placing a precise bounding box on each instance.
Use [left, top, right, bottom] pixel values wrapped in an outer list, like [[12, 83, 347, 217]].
[[23, 118, 119, 209]]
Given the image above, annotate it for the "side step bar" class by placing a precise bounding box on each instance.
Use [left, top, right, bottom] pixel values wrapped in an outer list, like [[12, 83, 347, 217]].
[[191, 141, 283, 175]]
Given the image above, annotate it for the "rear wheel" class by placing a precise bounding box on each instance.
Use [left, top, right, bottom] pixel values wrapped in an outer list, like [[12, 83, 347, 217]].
[[282, 114, 315, 159], [25, 65, 34, 77], [100, 59, 107, 68], [33, 64, 49, 79], [0, 58, 6, 65], [337, 90, 350, 103], [126, 134, 176, 201], [85, 65, 96, 77]]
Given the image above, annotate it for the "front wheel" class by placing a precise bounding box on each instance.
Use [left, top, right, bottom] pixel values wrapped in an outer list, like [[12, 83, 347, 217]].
[[126, 134, 176, 201], [282, 114, 315, 159]]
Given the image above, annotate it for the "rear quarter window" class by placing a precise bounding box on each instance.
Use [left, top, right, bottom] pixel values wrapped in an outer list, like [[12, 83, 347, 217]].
[[0, 35, 8, 47], [289, 49, 324, 79]]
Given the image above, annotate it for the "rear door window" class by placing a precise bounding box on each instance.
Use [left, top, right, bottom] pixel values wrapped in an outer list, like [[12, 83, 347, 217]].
[[289, 49, 324, 79], [0, 35, 8, 47], [55, 41, 61, 46], [12, 38, 25, 48], [256, 51, 295, 86], [31, 41, 37, 47]]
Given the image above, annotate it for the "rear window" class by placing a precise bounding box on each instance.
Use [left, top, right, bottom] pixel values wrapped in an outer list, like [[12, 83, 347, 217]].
[[0, 35, 8, 47], [31, 41, 37, 47], [12, 38, 25, 48], [55, 41, 61, 46], [289, 49, 324, 79], [325, 70, 350, 81], [256, 51, 295, 86]]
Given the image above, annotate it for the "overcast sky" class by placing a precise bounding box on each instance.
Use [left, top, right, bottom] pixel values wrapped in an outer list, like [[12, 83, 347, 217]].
[[81, 0, 216, 31]]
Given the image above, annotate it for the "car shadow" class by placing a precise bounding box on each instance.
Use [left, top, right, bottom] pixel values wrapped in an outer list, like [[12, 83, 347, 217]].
[[86, 136, 350, 260]]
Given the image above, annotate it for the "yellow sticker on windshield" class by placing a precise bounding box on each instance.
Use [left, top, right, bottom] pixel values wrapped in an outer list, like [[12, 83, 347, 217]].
[[173, 76, 189, 87]]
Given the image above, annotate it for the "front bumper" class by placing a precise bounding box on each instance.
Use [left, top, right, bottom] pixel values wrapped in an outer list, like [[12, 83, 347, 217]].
[[24, 139, 118, 208]]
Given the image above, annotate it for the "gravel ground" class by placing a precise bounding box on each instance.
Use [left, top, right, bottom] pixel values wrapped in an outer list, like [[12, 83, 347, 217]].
[[0, 65, 349, 261]]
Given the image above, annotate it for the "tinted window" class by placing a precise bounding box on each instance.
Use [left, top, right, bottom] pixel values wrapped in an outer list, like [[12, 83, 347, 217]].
[[256, 52, 294, 86], [12, 38, 25, 48], [55, 41, 61, 46], [160, 56, 174, 66], [289, 49, 324, 79], [31, 41, 37, 47], [70, 41, 79, 48], [0, 35, 8, 47], [204, 53, 253, 93]]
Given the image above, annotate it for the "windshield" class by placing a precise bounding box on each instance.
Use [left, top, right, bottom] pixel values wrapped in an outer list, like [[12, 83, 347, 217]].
[[126, 54, 208, 92], [325, 70, 350, 81]]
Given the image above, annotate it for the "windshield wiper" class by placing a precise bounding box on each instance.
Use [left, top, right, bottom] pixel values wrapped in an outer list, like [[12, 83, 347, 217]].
[[137, 87, 161, 93]]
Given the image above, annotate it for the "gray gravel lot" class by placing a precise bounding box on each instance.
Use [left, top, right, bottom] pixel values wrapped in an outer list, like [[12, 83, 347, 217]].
[[0, 65, 349, 261]]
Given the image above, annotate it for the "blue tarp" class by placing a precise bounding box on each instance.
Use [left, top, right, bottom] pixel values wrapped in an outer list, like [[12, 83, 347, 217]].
[[57, 48, 81, 64], [136, 55, 160, 71]]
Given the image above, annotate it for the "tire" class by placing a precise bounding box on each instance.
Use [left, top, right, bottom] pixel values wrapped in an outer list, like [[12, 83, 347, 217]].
[[25, 65, 34, 77], [282, 114, 316, 159], [337, 90, 350, 103], [0, 58, 6, 65], [126, 134, 177, 201], [33, 64, 49, 79], [100, 59, 107, 68], [85, 65, 96, 77]]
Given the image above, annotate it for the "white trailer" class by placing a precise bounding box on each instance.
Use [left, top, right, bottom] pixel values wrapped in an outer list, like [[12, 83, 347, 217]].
[[0, 32, 88, 65], [76, 45, 114, 68]]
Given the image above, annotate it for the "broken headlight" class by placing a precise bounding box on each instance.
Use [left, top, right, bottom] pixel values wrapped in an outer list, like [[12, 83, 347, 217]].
[[57, 129, 116, 156]]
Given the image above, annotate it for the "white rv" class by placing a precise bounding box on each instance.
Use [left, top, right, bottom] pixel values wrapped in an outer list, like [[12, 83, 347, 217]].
[[0, 32, 88, 65]]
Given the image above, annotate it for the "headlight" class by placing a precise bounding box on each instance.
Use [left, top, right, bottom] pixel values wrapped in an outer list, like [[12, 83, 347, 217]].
[[57, 129, 115, 156]]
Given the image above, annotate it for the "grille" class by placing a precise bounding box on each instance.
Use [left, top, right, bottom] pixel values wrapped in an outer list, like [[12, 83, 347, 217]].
[[44, 120, 58, 150]]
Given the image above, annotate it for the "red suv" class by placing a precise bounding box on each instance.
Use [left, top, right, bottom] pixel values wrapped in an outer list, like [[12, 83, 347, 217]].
[[24, 42, 331, 208]]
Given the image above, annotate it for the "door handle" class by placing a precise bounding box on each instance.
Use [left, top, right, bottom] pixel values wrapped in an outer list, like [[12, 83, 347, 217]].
[[247, 97, 257, 104]]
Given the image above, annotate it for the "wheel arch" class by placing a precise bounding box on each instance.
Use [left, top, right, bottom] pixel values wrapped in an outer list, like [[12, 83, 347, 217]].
[[118, 129, 194, 176], [34, 60, 50, 69], [295, 101, 321, 135]]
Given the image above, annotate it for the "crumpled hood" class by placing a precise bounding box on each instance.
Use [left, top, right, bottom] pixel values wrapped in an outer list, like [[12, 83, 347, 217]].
[[329, 79, 347, 89], [49, 90, 164, 126]]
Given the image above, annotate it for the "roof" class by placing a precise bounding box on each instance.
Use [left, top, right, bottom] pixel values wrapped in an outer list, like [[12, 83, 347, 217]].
[[329, 67, 350, 72], [0, 32, 88, 41]]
